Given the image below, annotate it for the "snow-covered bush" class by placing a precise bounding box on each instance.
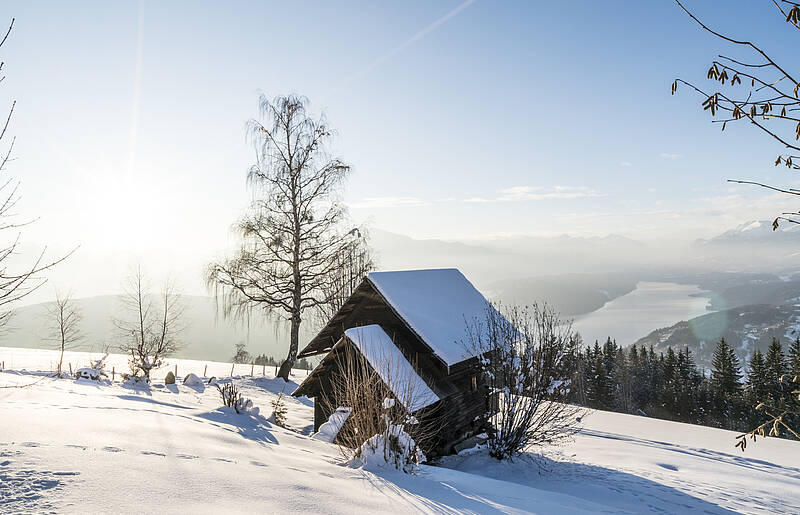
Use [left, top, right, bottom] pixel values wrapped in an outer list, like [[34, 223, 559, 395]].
[[75, 351, 109, 381], [321, 346, 439, 473], [88, 351, 109, 376], [464, 303, 584, 461], [351, 410, 426, 473], [216, 382, 258, 415], [75, 368, 104, 381], [217, 382, 241, 408]]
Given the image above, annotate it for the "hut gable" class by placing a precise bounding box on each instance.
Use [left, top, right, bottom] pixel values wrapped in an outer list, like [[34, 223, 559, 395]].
[[297, 268, 493, 368], [292, 268, 497, 455], [294, 325, 439, 411], [366, 269, 492, 367]]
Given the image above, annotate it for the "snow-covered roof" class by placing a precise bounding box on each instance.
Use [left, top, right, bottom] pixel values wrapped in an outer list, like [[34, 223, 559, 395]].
[[343, 325, 439, 411], [367, 268, 492, 367]]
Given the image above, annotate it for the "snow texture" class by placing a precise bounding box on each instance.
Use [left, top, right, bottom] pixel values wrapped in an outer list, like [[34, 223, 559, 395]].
[[350, 422, 426, 473], [344, 325, 439, 411], [182, 373, 204, 388], [367, 268, 496, 366], [311, 407, 351, 443], [2, 346, 799, 514]]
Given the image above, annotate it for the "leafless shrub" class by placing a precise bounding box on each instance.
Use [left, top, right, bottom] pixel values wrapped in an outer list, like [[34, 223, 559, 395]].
[[465, 303, 585, 461], [216, 382, 257, 414], [114, 266, 184, 382], [320, 342, 440, 472], [217, 382, 241, 408]]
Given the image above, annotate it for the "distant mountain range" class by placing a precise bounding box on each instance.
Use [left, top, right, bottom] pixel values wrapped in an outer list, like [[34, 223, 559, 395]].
[[697, 220, 800, 245], [0, 295, 312, 363], [5, 221, 800, 365], [690, 220, 800, 271]]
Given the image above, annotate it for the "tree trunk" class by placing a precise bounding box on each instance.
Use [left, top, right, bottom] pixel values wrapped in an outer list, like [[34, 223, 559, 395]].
[[278, 311, 300, 381]]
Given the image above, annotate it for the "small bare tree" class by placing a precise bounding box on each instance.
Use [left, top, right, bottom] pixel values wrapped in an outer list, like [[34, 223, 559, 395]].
[[114, 266, 183, 382], [207, 94, 370, 381], [465, 303, 584, 461], [232, 342, 251, 364], [672, 1, 800, 229], [45, 290, 82, 378]]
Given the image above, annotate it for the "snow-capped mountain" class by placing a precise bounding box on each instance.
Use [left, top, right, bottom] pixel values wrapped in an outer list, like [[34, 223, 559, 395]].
[[697, 219, 800, 245]]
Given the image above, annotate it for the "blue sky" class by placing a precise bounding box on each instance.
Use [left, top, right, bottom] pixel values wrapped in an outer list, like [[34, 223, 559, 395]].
[[2, 1, 797, 296]]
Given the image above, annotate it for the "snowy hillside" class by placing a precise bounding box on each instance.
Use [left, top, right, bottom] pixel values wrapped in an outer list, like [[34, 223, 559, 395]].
[[1, 348, 798, 514]]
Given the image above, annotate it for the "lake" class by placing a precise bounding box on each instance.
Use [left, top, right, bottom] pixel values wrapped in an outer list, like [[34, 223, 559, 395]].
[[572, 282, 711, 346]]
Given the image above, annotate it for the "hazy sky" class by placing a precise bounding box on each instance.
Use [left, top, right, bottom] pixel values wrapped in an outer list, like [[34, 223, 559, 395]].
[[2, 1, 797, 300]]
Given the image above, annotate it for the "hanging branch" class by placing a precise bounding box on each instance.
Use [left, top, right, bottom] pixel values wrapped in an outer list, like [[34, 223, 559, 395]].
[[672, 0, 800, 228]]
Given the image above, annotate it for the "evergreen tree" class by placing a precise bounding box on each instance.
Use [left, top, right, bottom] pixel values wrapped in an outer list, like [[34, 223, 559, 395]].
[[764, 337, 788, 406], [790, 337, 800, 377], [658, 347, 679, 419], [711, 338, 742, 395], [710, 338, 743, 429], [746, 350, 768, 402], [587, 340, 615, 410], [614, 346, 633, 413], [764, 338, 787, 382]]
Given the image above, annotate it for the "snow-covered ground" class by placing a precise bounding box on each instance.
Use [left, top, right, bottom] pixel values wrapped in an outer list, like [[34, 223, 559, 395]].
[[1, 347, 799, 514]]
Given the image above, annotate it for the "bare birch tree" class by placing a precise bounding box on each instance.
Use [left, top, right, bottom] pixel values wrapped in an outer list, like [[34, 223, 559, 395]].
[[314, 228, 375, 326], [207, 94, 370, 381], [114, 266, 183, 382], [46, 290, 82, 378], [0, 18, 70, 333]]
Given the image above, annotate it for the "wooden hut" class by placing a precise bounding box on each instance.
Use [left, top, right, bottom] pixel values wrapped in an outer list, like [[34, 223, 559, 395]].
[[292, 268, 499, 456]]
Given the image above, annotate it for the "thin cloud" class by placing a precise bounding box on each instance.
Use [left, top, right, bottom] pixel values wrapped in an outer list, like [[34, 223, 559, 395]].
[[464, 185, 604, 203], [660, 153, 682, 160], [621, 161, 632, 167], [338, 0, 476, 88], [348, 196, 429, 209]]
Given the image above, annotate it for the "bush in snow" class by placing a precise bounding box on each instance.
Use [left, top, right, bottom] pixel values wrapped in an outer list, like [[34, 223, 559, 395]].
[[75, 351, 110, 381], [350, 409, 426, 473], [271, 393, 288, 427], [464, 303, 585, 461], [321, 346, 439, 472], [216, 382, 241, 408], [216, 382, 258, 415]]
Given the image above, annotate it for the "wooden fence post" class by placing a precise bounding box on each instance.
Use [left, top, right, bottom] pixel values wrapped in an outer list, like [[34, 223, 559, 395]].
[[230, 363, 234, 377], [69, 363, 73, 376], [174, 364, 178, 377], [112, 366, 115, 381], [250, 363, 254, 376], [203, 364, 208, 377]]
